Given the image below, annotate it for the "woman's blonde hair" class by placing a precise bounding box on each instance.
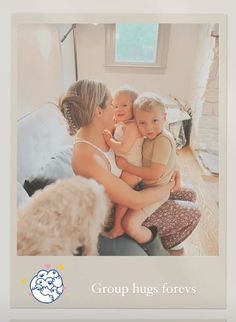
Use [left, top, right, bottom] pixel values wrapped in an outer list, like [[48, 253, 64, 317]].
[[58, 79, 109, 135], [114, 85, 138, 103], [133, 92, 166, 113]]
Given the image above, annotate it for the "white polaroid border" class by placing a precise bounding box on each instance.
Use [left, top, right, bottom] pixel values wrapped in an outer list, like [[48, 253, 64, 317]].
[[10, 319, 227, 322], [11, 13, 227, 309]]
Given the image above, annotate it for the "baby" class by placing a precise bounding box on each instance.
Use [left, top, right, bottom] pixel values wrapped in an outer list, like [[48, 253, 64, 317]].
[[116, 92, 177, 245], [103, 85, 144, 238]]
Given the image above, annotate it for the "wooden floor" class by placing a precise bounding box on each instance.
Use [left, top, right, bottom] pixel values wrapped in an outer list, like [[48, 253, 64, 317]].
[[176, 146, 219, 256]]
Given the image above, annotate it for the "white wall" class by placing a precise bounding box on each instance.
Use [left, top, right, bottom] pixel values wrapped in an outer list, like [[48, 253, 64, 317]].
[[188, 24, 219, 156], [17, 23, 215, 130], [17, 24, 75, 119], [74, 23, 201, 102], [59, 25, 76, 90]]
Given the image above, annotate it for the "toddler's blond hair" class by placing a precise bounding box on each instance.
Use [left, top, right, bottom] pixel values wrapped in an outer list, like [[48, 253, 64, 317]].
[[134, 92, 166, 114]]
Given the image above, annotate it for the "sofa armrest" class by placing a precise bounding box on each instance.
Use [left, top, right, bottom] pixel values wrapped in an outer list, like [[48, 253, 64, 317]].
[[17, 104, 73, 184]]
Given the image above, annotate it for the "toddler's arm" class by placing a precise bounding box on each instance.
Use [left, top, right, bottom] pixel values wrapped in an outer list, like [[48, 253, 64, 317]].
[[116, 137, 175, 180], [116, 157, 166, 181], [116, 135, 173, 181], [103, 122, 140, 154]]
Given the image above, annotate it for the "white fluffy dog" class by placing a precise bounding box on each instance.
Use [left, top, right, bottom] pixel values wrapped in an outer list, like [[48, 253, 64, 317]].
[[17, 176, 111, 256]]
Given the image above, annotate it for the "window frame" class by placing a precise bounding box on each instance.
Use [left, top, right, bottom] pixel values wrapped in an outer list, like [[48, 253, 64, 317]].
[[105, 23, 170, 72]]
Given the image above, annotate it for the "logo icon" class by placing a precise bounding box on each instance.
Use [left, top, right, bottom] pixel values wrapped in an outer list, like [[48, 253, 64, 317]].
[[30, 269, 64, 303]]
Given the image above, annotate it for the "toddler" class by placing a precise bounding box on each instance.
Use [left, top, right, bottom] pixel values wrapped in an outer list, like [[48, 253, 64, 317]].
[[103, 85, 144, 238], [116, 92, 177, 245]]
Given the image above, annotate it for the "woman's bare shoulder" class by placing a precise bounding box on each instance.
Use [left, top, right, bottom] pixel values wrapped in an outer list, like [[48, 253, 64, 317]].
[[71, 144, 133, 204], [72, 144, 109, 177]]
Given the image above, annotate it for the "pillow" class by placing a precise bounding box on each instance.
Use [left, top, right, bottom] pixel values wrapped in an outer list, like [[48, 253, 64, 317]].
[[23, 145, 74, 196], [166, 107, 190, 124], [161, 96, 191, 124], [17, 182, 30, 207]]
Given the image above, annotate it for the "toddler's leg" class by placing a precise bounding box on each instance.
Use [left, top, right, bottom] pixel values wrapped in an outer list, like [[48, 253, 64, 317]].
[[170, 186, 197, 202], [122, 208, 153, 244], [122, 207, 169, 256], [104, 171, 140, 239]]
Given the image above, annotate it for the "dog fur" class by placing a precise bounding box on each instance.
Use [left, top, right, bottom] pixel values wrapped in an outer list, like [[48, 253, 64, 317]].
[[17, 176, 111, 256]]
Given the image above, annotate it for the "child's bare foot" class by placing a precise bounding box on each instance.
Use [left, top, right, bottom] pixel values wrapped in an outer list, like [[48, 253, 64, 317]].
[[102, 227, 125, 239]]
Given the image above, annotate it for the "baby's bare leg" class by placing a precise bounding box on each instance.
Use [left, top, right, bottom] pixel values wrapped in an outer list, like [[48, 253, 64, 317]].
[[104, 204, 127, 238], [122, 208, 152, 244], [104, 171, 140, 239]]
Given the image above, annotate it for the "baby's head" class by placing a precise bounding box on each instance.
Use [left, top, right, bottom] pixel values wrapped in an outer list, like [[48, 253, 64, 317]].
[[133, 92, 166, 140], [113, 85, 138, 122]]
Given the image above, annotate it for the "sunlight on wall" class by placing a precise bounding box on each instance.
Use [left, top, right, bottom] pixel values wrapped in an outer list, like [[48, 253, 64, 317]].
[[17, 25, 64, 119], [36, 27, 53, 62]]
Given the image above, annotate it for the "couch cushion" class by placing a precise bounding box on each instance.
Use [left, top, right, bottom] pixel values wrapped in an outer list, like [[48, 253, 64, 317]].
[[24, 145, 74, 196], [18, 104, 73, 185]]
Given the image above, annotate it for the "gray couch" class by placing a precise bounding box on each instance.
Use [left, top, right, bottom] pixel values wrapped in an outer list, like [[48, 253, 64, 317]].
[[17, 104, 73, 206], [16, 104, 151, 256]]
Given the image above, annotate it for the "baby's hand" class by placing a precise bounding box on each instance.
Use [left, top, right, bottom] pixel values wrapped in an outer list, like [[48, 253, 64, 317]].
[[116, 156, 128, 170], [103, 129, 112, 143]]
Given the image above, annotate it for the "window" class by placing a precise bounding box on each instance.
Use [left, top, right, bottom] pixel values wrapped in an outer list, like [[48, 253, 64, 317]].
[[105, 23, 170, 71]]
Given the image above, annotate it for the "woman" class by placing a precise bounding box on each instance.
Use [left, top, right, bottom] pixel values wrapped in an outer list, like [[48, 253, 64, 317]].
[[58, 79, 200, 256]]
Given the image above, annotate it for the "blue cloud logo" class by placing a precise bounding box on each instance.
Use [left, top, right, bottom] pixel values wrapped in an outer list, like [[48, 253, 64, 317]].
[[30, 269, 64, 303]]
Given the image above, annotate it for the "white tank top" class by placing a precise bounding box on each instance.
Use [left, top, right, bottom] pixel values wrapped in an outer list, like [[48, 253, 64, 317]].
[[114, 122, 144, 167], [74, 137, 122, 178]]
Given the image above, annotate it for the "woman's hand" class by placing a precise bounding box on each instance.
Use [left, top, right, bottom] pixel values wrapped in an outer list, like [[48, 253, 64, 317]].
[[170, 169, 181, 192], [116, 156, 128, 170], [103, 129, 112, 144]]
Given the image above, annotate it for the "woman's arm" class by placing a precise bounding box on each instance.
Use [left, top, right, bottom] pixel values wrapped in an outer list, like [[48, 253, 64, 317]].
[[103, 123, 139, 154], [72, 149, 173, 210]]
